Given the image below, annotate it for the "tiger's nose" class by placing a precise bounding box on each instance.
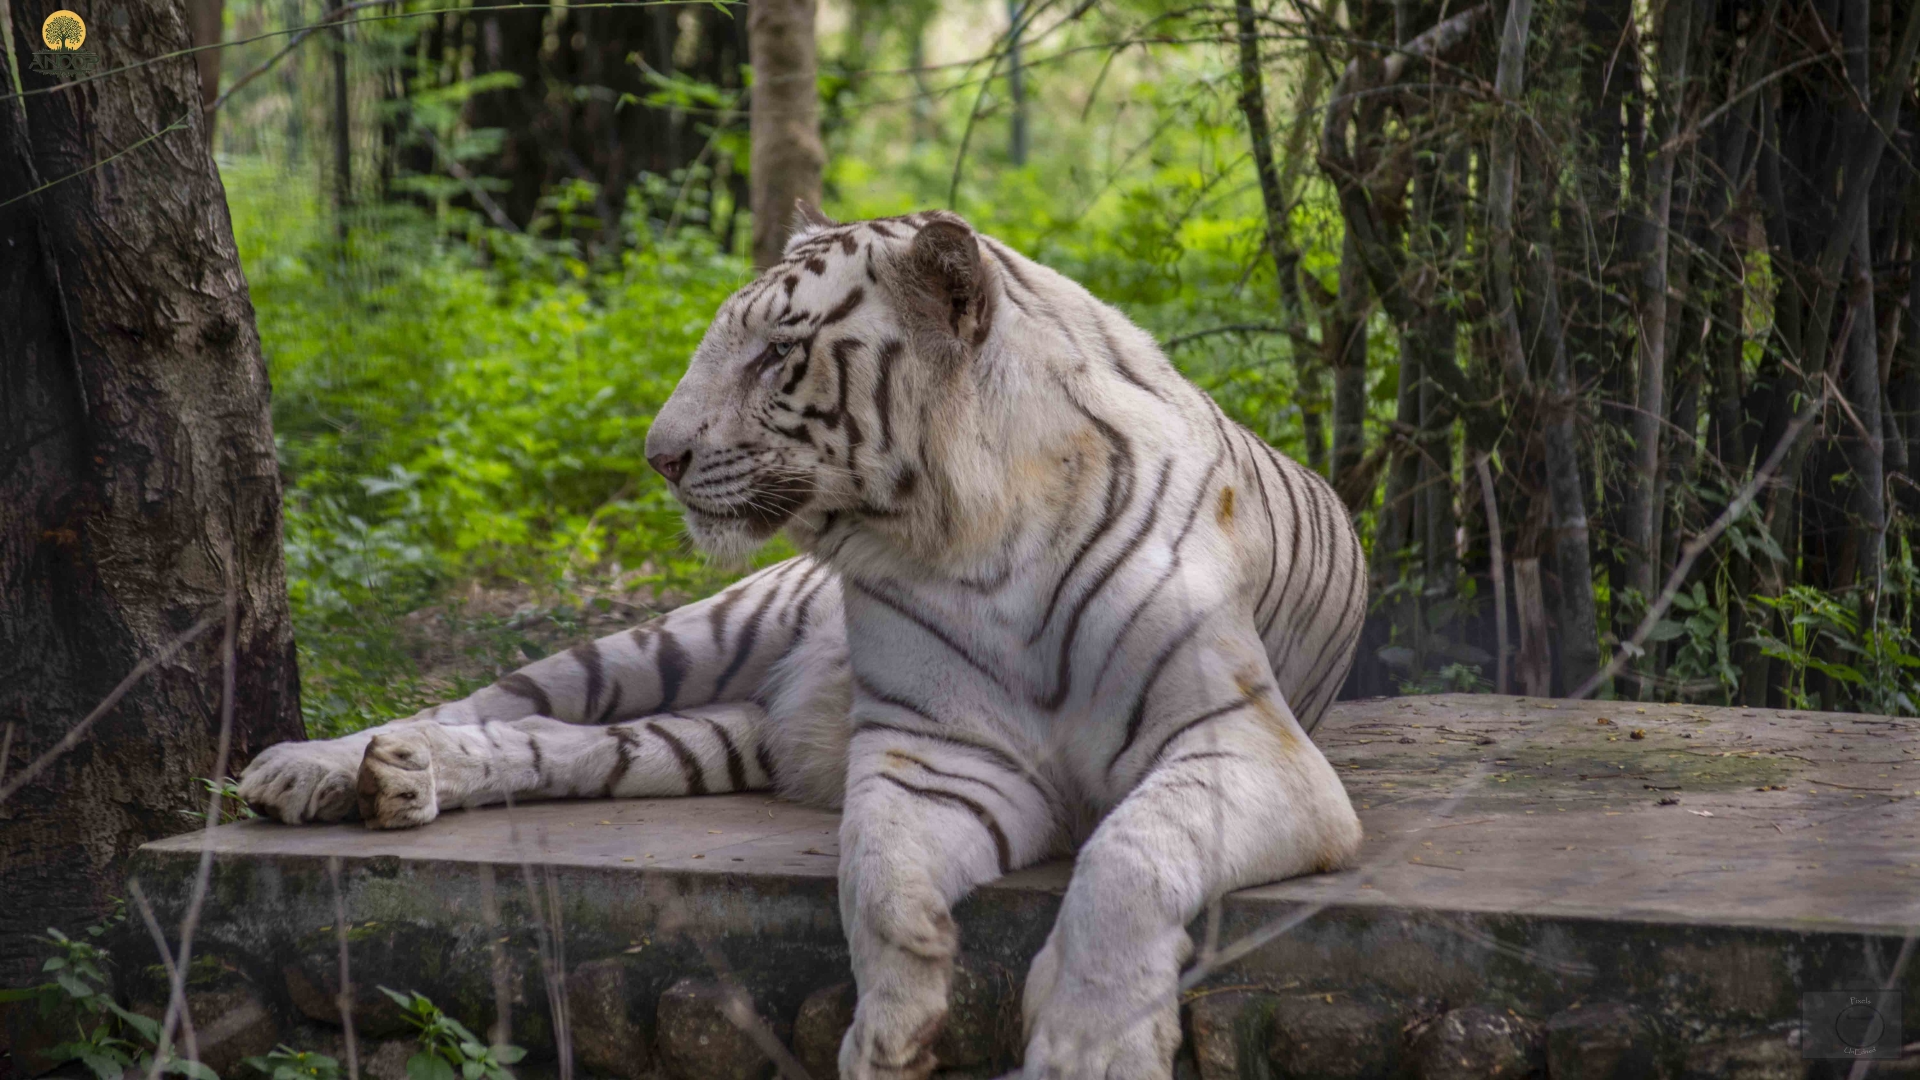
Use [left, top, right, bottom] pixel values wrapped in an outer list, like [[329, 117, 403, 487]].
[[649, 450, 691, 484]]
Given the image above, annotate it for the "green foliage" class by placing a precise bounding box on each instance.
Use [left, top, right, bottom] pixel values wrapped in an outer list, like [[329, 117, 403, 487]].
[[377, 988, 526, 1080], [1658, 583, 1741, 704], [244, 1046, 343, 1080], [0, 905, 216, 1080], [226, 164, 796, 737], [1751, 584, 1920, 715], [1395, 661, 1493, 696], [178, 776, 258, 826]]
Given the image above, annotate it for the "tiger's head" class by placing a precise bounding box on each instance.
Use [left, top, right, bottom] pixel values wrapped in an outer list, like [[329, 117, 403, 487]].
[[644, 207, 1001, 565]]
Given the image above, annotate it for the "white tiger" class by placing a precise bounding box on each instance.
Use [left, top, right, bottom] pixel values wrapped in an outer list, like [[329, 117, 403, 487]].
[[238, 209, 1368, 1080]]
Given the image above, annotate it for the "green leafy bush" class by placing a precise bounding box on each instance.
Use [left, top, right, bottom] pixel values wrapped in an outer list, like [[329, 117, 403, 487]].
[[243, 1045, 343, 1080], [377, 988, 526, 1080], [227, 163, 794, 737], [0, 905, 215, 1080]]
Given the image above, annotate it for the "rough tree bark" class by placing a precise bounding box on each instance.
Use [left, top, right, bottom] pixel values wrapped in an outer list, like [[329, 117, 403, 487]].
[[749, 0, 824, 268], [1484, 0, 1600, 690], [0, 0, 303, 985], [1523, 192, 1603, 692]]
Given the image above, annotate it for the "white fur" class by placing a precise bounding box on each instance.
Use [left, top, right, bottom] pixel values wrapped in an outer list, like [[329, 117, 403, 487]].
[[239, 212, 1367, 1080]]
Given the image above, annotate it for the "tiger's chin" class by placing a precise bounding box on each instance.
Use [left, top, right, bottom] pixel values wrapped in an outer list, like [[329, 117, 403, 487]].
[[676, 477, 818, 566], [684, 513, 782, 569]]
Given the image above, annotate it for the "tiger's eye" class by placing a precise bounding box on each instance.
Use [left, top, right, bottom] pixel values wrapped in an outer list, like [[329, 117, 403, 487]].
[[773, 341, 794, 357]]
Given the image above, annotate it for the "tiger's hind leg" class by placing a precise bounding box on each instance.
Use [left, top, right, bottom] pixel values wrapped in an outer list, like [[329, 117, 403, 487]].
[[355, 702, 776, 829], [239, 556, 839, 824], [1017, 634, 1360, 1080]]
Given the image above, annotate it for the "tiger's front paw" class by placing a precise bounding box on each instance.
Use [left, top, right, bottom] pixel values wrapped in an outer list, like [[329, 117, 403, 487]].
[[839, 991, 946, 1080], [1019, 984, 1180, 1080], [838, 880, 957, 1080], [1015, 924, 1184, 1080], [356, 731, 441, 830], [238, 739, 366, 824]]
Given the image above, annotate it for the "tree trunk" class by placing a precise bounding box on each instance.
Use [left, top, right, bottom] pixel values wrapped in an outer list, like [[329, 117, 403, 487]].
[[1622, 0, 1695, 651], [1412, 151, 1461, 603], [1523, 189, 1603, 693], [329, 0, 351, 237], [1840, 0, 1884, 622], [186, 0, 223, 128], [749, 0, 824, 268], [1475, 454, 1510, 694], [1235, 0, 1326, 474], [1331, 230, 1370, 496], [1513, 558, 1552, 697], [0, 0, 303, 985], [1485, 0, 1532, 392], [1844, 215, 1885, 617], [1900, 241, 1920, 518]]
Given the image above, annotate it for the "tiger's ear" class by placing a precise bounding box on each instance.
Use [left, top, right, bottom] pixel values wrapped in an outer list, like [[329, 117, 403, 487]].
[[781, 200, 837, 258], [907, 218, 994, 351], [794, 199, 836, 230]]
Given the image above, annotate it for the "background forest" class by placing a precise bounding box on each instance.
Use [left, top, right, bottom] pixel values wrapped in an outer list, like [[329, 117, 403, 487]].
[[204, 0, 1920, 732]]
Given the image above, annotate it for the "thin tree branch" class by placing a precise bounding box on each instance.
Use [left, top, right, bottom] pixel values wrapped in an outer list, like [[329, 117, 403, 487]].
[[1164, 322, 1297, 348], [0, 112, 191, 210], [148, 552, 240, 1080], [418, 126, 521, 233], [127, 884, 201, 1068]]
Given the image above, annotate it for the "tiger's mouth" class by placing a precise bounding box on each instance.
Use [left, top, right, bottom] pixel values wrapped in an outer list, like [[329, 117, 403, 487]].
[[678, 474, 816, 538]]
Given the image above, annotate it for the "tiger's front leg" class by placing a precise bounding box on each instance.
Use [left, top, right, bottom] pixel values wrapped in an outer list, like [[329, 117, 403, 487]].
[[1018, 634, 1361, 1080], [836, 724, 1062, 1080], [354, 703, 776, 828]]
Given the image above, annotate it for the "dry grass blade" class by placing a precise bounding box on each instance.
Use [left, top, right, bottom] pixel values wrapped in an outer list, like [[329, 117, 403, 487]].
[[499, 795, 574, 1080], [479, 863, 514, 1048], [330, 856, 362, 1080], [127, 882, 201, 1066]]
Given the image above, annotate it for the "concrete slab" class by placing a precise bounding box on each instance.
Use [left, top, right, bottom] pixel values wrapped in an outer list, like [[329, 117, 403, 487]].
[[127, 696, 1920, 1078]]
